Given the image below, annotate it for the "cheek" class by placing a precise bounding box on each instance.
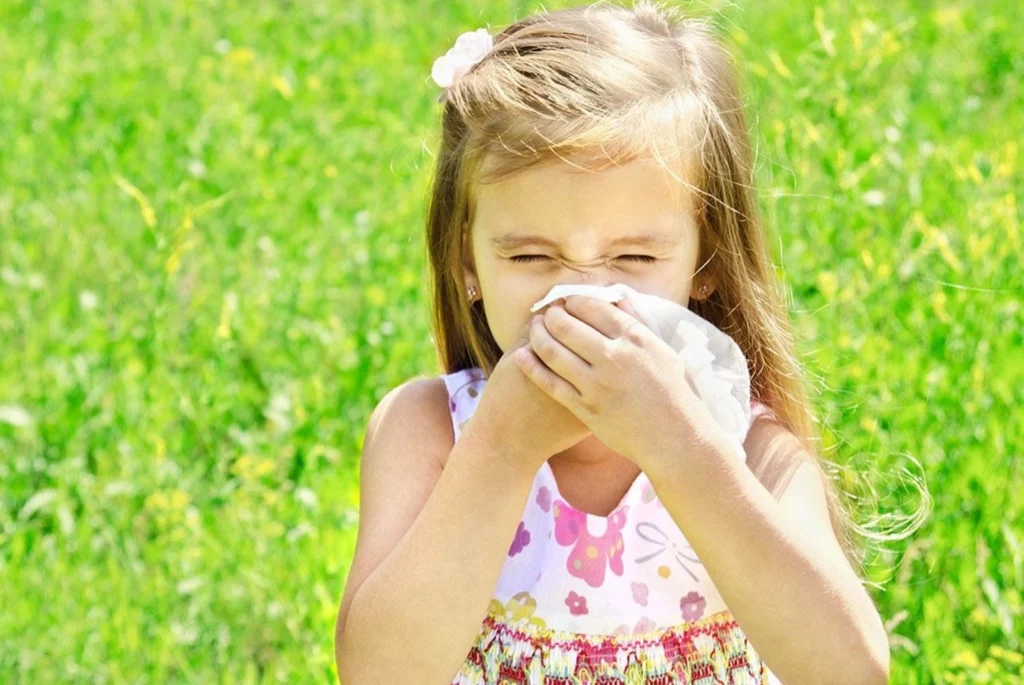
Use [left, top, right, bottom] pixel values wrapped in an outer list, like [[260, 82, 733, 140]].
[[619, 272, 693, 307], [487, 264, 551, 306], [614, 270, 679, 300], [478, 289, 540, 352]]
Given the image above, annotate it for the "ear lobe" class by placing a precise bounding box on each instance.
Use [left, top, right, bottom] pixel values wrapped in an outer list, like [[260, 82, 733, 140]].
[[693, 277, 716, 300]]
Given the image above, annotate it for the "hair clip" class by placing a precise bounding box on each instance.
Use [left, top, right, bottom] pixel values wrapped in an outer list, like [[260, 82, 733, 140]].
[[431, 28, 493, 103]]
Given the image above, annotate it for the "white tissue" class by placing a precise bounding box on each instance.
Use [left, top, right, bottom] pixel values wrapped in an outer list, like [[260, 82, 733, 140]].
[[530, 283, 752, 463]]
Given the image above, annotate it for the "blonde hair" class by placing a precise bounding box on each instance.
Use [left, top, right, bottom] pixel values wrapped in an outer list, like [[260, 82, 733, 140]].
[[424, 0, 925, 582]]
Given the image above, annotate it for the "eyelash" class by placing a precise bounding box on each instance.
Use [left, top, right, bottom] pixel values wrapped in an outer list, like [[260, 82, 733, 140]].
[[509, 255, 657, 264]]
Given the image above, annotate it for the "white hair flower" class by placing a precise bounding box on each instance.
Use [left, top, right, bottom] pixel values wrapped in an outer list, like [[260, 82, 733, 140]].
[[431, 28, 493, 100]]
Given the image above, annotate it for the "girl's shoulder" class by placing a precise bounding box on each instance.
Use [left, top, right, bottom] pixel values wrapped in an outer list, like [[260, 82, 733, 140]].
[[372, 374, 455, 452]]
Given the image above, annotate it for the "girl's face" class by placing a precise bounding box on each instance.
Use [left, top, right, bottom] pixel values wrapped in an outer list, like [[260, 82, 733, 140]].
[[464, 156, 714, 353]]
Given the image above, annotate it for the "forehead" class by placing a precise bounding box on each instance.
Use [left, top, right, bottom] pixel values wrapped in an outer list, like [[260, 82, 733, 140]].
[[472, 156, 694, 245], [475, 155, 687, 206]]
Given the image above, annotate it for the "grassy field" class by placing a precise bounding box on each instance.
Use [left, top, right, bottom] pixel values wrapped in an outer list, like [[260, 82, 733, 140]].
[[0, 0, 1021, 682]]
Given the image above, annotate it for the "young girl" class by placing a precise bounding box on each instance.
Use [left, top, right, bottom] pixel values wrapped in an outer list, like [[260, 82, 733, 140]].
[[335, 1, 890, 683]]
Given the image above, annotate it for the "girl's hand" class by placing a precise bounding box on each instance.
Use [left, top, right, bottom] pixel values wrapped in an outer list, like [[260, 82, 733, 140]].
[[468, 317, 593, 473], [516, 294, 721, 470]]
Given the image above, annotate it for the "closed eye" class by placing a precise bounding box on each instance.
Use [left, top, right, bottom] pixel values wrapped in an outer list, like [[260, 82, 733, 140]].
[[509, 255, 657, 263]]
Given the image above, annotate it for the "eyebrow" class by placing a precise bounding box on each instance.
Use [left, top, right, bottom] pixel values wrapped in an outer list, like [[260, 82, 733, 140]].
[[489, 232, 679, 250]]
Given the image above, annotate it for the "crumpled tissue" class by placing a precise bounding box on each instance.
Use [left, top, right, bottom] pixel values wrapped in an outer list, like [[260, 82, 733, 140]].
[[530, 282, 752, 463]]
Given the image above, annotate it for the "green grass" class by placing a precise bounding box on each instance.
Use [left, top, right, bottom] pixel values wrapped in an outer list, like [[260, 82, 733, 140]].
[[0, 0, 1021, 682]]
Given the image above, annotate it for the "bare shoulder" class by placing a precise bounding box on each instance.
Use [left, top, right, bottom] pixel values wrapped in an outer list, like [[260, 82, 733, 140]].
[[742, 415, 821, 501], [364, 375, 455, 470]]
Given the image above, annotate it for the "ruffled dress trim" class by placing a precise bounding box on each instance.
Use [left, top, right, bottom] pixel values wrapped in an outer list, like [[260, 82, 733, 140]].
[[452, 600, 771, 684]]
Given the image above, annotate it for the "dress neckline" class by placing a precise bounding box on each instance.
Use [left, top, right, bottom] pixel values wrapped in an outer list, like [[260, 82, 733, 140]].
[[450, 366, 763, 523], [540, 459, 648, 524], [452, 365, 649, 523]]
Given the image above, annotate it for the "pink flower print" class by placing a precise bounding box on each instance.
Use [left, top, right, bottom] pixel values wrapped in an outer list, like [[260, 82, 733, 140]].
[[508, 521, 531, 557], [565, 591, 589, 616], [634, 616, 656, 634], [553, 501, 629, 588], [535, 486, 551, 513], [449, 398, 457, 413], [680, 591, 706, 622], [631, 581, 649, 606], [612, 616, 656, 636]]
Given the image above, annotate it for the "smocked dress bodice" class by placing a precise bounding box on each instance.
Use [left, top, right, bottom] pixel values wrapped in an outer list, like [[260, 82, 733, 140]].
[[441, 366, 784, 684]]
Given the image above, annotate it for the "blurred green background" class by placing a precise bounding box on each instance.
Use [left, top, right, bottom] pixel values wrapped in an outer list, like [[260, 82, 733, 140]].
[[0, 0, 1020, 682]]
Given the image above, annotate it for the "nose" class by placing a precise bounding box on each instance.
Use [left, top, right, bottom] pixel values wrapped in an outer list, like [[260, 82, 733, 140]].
[[554, 261, 615, 287], [531, 275, 621, 317]]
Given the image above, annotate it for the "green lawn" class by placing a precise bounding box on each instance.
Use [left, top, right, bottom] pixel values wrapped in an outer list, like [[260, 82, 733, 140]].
[[0, 0, 1021, 682]]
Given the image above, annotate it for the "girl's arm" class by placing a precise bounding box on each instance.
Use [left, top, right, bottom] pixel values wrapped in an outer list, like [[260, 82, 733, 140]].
[[643, 418, 890, 685], [335, 380, 537, 685]]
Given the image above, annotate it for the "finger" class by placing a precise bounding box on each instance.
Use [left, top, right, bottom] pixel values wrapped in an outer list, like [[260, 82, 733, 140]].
[[563, 294, 646, 341], [515, 344, 584, 407], [529, 313, 591, 387], [615, 296, 643, 322], [542, 305, 608, 366]]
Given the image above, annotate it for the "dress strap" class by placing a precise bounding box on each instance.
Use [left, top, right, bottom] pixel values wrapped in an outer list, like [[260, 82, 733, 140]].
[[440, 367, 486, 442], [750, 398, 776, 423]]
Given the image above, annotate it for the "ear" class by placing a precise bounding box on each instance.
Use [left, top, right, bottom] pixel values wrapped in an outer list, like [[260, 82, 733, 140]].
[[691, 274, 717, 301], [461, 229, 479, 292]]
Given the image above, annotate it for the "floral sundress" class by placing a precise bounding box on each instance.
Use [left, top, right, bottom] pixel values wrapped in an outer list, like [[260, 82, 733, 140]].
[[442, 366, 784, 684]]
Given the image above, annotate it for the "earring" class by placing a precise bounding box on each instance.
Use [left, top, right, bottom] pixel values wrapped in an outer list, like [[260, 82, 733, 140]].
[[467, 285, 478, 301], [699, 283, 709, 297]]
